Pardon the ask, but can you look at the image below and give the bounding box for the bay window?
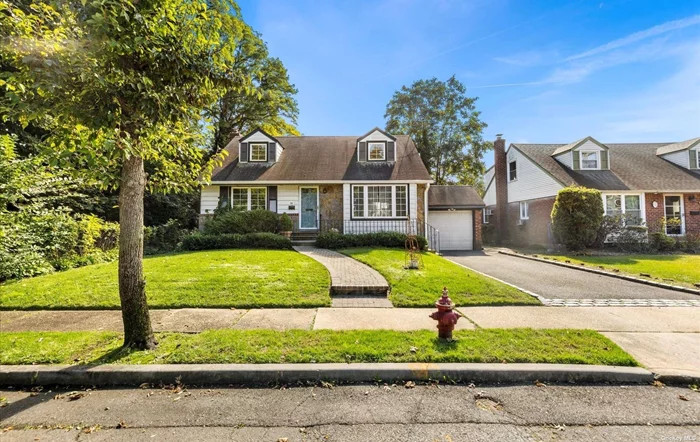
[352,184,408,218]
[604,194,642,225]
[230,187,267,211]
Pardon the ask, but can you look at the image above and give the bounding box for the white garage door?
[428,210,474,251]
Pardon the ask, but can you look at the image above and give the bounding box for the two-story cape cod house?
[199,127,486,251]
[482,135,700,246]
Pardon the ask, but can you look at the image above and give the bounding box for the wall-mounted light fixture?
[652,201,658,208]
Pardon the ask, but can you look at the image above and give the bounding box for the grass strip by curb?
[341,248,540,307]
[0,329,637,367]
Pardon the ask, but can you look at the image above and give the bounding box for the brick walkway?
[294,246,389,297]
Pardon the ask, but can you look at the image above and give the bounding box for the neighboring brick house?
[482,135,700,247]
[200,127,485,251]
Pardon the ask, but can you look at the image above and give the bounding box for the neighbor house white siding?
[278,185,299,214]
[507,147,563,203]
[483,180,496,206]
[661,149,690,168]
[554,152,572,168]
[200,186,220,214]
[483,167,495,187]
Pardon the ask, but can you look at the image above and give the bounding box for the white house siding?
[554,152,572,168]
[360,130,393,143]
[661,149,690,168]
[507,147,563,203]
[200,186,220,214]
[277,185,299,215]
[483,180,496,206]
[342,183,418,234]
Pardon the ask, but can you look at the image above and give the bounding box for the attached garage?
[427,186,485,251]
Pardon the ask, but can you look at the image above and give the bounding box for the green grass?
[0,329,637,366]
[538,254,700,288]
[0,250,331,309]
[342,248,540,307]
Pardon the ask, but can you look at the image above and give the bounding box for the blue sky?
[236,0,700,167]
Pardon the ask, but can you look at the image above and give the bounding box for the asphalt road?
[1,384,699,441]
[443,250,699,300]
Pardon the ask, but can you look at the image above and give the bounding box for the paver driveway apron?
[443,249,700,302]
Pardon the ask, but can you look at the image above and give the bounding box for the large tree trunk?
[118,155,156,349]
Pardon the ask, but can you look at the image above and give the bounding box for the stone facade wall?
[416,184,426,225]
[505,196,556,247]
[319,184,343,226]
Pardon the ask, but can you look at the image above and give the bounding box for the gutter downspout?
[424,182,430,248]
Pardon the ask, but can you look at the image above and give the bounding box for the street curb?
[499,250,700,296]
[0,363,654,387]
[653,369,700,385]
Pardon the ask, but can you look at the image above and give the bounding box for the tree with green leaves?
[1,0,259,349]
[207,26,299,155]
[385,76,491,186]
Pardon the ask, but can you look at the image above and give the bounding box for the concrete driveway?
[443,249,699,301]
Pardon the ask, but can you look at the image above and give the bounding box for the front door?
[664,195,684,235]
[300,187,318,229]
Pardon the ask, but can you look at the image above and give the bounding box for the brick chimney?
[493,134,509,242]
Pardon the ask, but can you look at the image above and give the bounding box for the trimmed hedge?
[181,232,293,251]
[203,209,279,235]
[315,231,427,250]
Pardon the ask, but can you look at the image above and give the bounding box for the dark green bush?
[204,209,279,235]
[315,231,427,250]
[279,213,293,231]
[181,232,293,251]
[144,219,192,255]
[0,212,119,281]
[649,232,676,251]
[551,186,604,251]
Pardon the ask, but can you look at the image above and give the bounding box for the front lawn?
[342,248,540,307]
[0,250,331,309]
[0,329,637,366]
[538,254,700,288]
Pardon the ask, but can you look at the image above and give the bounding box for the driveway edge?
[0,363,654,387]
[499,250,700,296]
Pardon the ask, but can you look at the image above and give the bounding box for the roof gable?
[552,136,607,156]
[357,127,396,142]
[656,137,700,156]
[239,128,283,147]
[428,185,485,208]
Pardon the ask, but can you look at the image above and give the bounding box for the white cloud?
[566,14,700,61]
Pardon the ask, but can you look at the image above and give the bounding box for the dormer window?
[580,151,599,169]
[368,142,386,161]
[250,143,267,162]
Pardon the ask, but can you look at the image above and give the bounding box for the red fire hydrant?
[429,287,461,340]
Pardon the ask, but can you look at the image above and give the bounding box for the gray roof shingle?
[656,137,700,155]
[428,185,485,208]
[211,135,432,182]
[513,142,700,192]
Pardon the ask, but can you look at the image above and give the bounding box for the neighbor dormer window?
[368,142,386,161]
[580,151,598,169]
[250,143,267,162]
